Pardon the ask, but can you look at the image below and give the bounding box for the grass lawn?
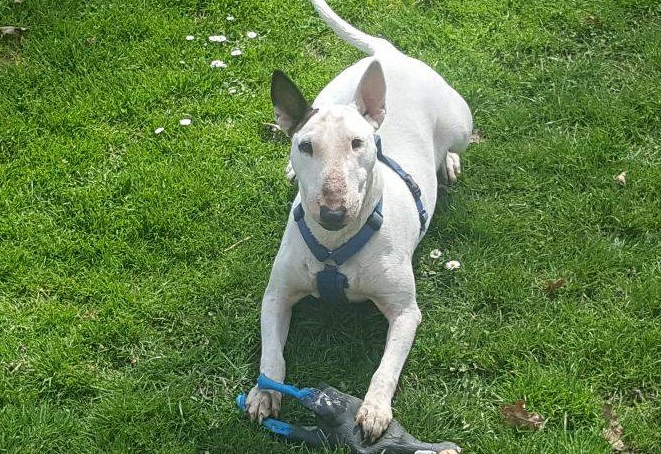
[1,0,660,452]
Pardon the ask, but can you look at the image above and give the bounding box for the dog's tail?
[310,0,396,55]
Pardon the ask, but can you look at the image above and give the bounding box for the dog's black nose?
[319,206,347,230]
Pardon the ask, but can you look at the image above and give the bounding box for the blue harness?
[294,135,427,304]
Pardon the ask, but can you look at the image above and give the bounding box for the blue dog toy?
[237,374,460,454]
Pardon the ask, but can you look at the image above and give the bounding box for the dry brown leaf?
[544,278,566,295]
[1,26,27,37]
[602,404,628,452]
[584,14,603,27]
[614,171,627,186]
[501,400,546,430]
[260,122,288,144]
[470,129,485,144]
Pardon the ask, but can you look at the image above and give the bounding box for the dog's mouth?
[318,205,348,231]
[319,220,346,231]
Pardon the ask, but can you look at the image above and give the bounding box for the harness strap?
[293,201,383,266]
[293,201,382,304]
[375,135,428,234]
[292,135,426,304]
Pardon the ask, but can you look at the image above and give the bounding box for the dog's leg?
[246,292,295,422]
[356,301,422,442]
[444,152,461,184]
[436,115,471,185]
[284,160,297,184]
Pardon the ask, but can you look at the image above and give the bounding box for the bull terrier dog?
[246,0,473,443]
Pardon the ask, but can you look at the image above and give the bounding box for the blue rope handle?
[257,373,315,400]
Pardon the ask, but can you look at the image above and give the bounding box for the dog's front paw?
[445,152,461,184]
[285,161,297,184]
[246,386,282,423]
[355,396,392,442]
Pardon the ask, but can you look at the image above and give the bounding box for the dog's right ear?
[271,70,310,136]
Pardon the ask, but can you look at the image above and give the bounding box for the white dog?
[246,0,472,442]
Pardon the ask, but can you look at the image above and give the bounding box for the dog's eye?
[351,138,363,150]
[298,141,313,155]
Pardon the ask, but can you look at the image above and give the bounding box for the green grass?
[1,0,660,452]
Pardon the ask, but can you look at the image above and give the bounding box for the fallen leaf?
[501,400,546,430]
[602,404,628,452]
[614,171,626,186]
[470,129,485,144]
[1,26,27,38]
[584,14,603,27]
[544,278,566,295]
[260,122,288,144]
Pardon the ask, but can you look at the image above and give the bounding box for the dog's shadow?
[284,297,388,397]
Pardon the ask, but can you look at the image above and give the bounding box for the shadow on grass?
[285,296,388,397]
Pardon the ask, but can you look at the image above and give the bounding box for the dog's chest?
[303,256,373,303]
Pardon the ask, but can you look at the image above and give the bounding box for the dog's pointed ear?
[353,60,386,129]
[271,70,310,136]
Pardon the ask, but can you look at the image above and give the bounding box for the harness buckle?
[316,265,349,305]
[403,174,422,198]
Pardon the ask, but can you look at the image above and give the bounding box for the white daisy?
[226,15,235,21]
[230,49,242,56]
[445,260,461,270]
[210,60,227,68]
[208,35,227,43]
[185,35,195,41]
[154,127,164,134]
[246,31,257,39]
[429,249,443,259]
[179,118,192,126]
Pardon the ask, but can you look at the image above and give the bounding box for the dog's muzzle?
[319,206,347,231]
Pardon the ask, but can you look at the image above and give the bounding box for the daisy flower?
[445,260,461,270]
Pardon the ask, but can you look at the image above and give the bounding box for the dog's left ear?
[353,60,386,129]
[271,70,312,136]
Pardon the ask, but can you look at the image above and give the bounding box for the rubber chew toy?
[237,374,460,454]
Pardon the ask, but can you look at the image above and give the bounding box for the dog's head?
[271,61,386,231]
